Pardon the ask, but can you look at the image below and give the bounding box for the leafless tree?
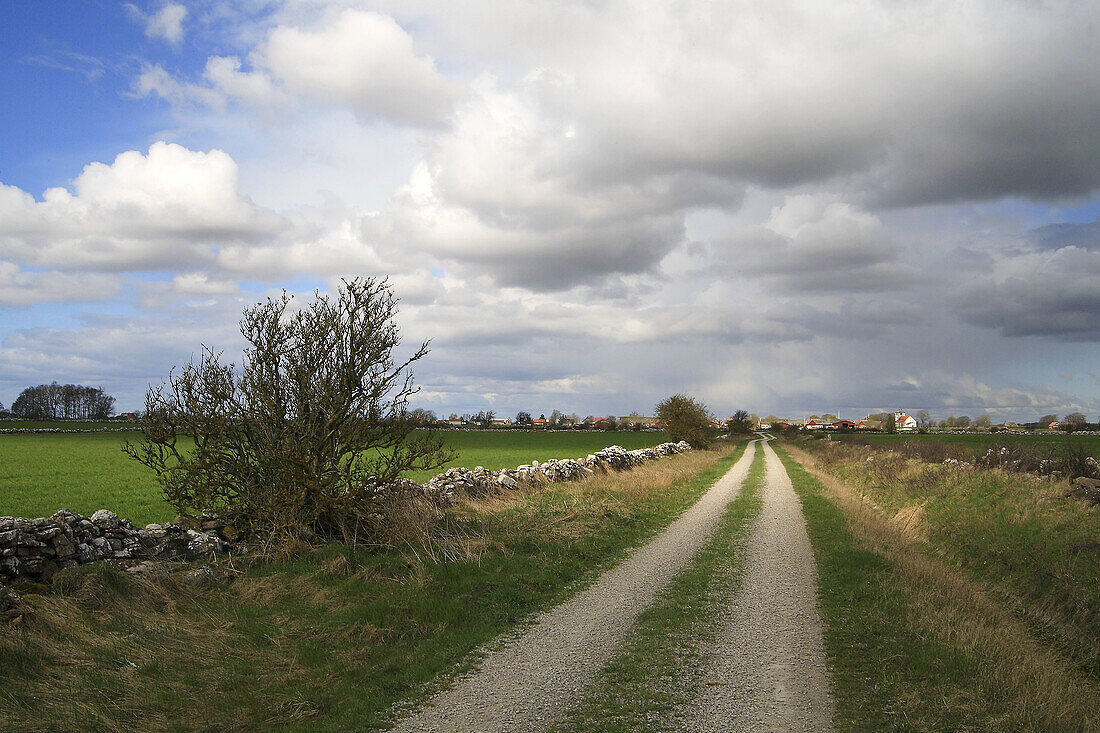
[125,278,454,542]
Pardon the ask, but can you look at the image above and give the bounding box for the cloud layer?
[3,0,1100,420]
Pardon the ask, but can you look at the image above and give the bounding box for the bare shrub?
[1059,441,1096,480]
[125,278,455,543]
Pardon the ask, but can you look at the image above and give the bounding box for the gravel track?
[387,441,759,732]
[687,439,834,732]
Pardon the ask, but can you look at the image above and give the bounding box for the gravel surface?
[688,439,834,732]
[387,441,759,732]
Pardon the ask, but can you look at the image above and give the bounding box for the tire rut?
[686,439,834,732]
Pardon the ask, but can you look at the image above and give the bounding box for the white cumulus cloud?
[126,3,187,46]
[0,142,285,272]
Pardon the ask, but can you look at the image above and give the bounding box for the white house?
[894,412,918,432]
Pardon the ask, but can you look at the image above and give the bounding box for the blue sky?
[2,1,1099,422]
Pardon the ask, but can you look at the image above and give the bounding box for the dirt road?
[388,441,759,732]
[687,439,834,731]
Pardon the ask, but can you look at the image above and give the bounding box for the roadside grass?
[0,441,744,731]
[798,437,1100,676]
[778,442,1100,732]
[0,430,671,525]
[549,444,764,732]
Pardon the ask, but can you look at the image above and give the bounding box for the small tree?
[124,278,454,541]
[1063,412,1087,432]
[656,394,714,448]
[729,409,752,433]
[408,408,437,425]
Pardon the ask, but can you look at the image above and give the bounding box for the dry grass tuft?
[785,442,1100,731]
[889,503,928,541]
[368,447,734,570]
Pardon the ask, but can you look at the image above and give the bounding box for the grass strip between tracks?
[549,444,765,732]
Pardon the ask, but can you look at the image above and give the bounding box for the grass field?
[854,431,1100,459]
[0,430,670,525]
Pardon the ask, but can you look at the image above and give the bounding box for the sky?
[1,0,1099,423]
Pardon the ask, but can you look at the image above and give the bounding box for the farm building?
[828,420,858,430]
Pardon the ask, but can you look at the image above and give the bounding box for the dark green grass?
[774,444,1016,731]
[858,431,1100,459]
[551,444,764,732]
[0,432,175,525]
[0,430,670,525]
[0,443,745,731]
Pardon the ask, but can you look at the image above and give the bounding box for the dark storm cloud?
[955,246,1100,341]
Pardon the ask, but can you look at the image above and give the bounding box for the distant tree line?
[10,382,116,420]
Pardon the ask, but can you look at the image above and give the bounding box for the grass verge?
[0,441,744,731]
[777,442,1100,732]
[549,443,764,732]
[796,436,1100,676]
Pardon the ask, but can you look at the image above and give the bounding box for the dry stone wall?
[1,441,692,585]
[0,509,230,585]
[422,442,692,502]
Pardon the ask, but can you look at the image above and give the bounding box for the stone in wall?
[0,508,233,585]
[420,441,692,503]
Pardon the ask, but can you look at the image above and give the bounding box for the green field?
[850,431,1100,459]
[0,430,669,525]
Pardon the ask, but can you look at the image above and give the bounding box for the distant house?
[491,417,511,426]
[829,420,857,430]
[804,419,826,430]
[894,412,918,432]
[446,418,464,427]
[619,415,659,428]
[592,417,614,429]
[532,418,549,428]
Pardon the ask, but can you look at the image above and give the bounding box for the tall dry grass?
[373,446,736,568]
